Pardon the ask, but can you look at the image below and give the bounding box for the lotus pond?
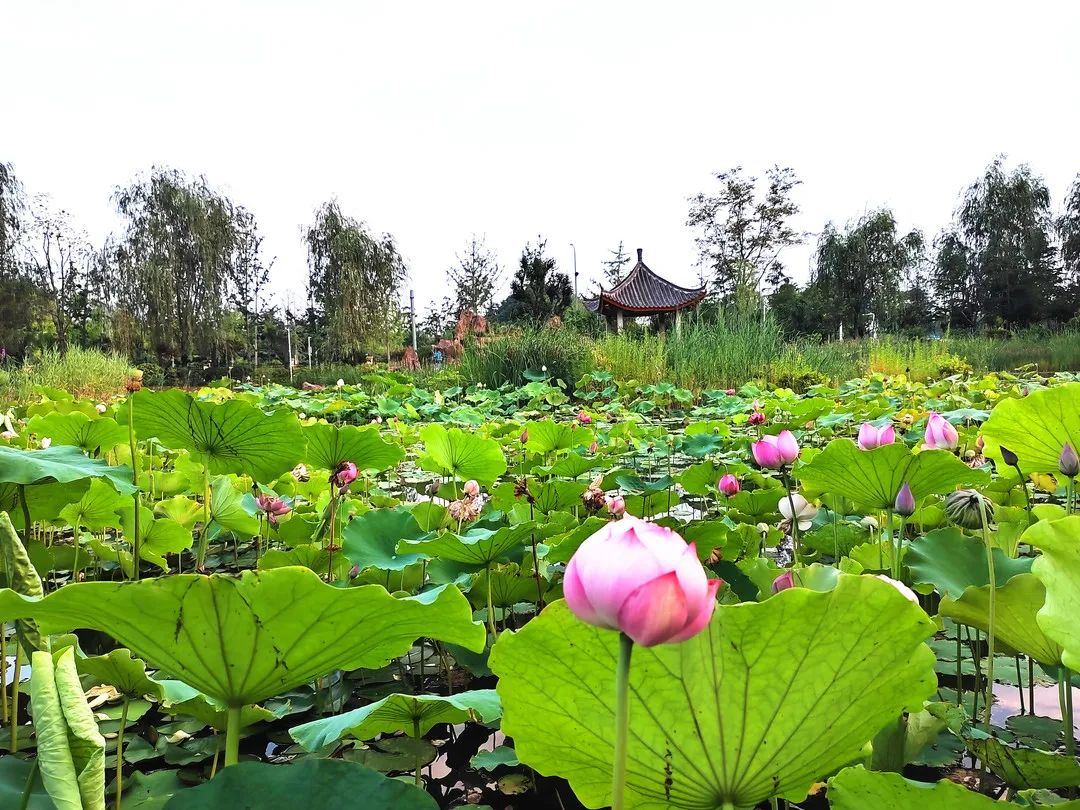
[1,368,1080,809]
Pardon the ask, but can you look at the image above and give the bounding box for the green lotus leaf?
[532,480,587,514]
[0,511,47,655]
[0,756,54,810]
[1027,516,1080,670]
[58,478,125,533]
[207,476,260,537]
[162,759,437,810]
[939,574,1062,665]
[490,575,936,808]
[291,689,501,751]
[0,567,485,708]
[419,424,506,484]
[0,444,137,494]
[549,453,598,479]
[468,567,545,608]
[27,411,129,456]
[471,745,520,770]
[346,737,438,772]
[155,495,202,529]
[524,420,594,455]
[75,647,164,700]
[798,440,987,510]
[125,389,303,483]
[30,647,106,810]
[905,528,1033,598]
[302,422,404,473]
[400,522,533,566]
[117,502,193,572]
[256,543,351,580]
[343,507,431,572]
[0,479,92,525]
[828,766,995,808]
[982,383,1080,473]
[970,736,1080,789]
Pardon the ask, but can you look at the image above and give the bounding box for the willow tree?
[0,161,38,355]
[109,168,256,363]
[304,200,407,361]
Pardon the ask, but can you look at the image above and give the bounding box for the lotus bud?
[563,515,721,647]
[944,489,993,530]
[606,495,626,516]
[718,474,740,497]
[336,378,345,388]
[291,463,310,482]
[298,412,307,420]
[975,435,985,452]
[578,411,592,425]
[0,430,16,440]
[901,413,914,426]
[724,388,736,396]
[333,461,358,490]
[40,437,51,449]
[589,440,599,454]
[463,479,480,498]
[519,428,529,445]
[1000,445,1018,468]
[751,431,799,469]
[771,570,796,593]
[894,482,916,517]
[857,422,895,450]
[923,412,959,451]
[1059,443,1079,478]
[748,411,766,426]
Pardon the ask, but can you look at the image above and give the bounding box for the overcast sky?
[3,1,1079,313]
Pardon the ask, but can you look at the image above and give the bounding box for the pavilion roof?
[586,249,706,314]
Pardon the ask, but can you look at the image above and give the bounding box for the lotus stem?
[224,706,242,767]
[780,471,800,561]
[955,626,963,707]
[977,495,996,732]
[18,485,30,541]
[1015,657,1024,715]
[10,642,20,754]
[1,627,7,725]
[17,757,37,810]
[1061,669,1076,759]
[197,464,211,570]
[612,633,633,810]
[115,698,129,810]
[893,515,906,582]
[128,394,141,581]
[485,562,496,638]
[413,717,423,787]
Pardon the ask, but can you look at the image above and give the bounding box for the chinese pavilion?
[582,249,706,334]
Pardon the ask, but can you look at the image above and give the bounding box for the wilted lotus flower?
[718,474,740,497]
[292,462,310,482]
[894,482,916,517]
[578,411,592,425]
[1059,443,1079,478]
[582,475,606,512]
[563,516,721,647]
[95,403,107,414]
[606,495,626,517]
[772,570,797,593]
[857,422,895,450]
[875,574,919,604]
[333,461,358,490]
[0,430,16,440]
[751,431,799,469]
[40,437,51,449]
[449,496,482,523]
[748,410,766,426]
[944,488,993,530]
[463,479,480,498]
[923,413,959,451]
[779,492,817,531]
[256,494,291,525]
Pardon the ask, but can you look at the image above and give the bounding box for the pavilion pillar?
[675,307,682,337]
[616,310,624,333]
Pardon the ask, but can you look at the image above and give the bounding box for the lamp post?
[570,242,578,296]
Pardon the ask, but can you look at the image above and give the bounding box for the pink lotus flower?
[772,570,796,593]
[1060,443,1080,478]
[463,479,480,498]
[333,461,358,489]
[607,495,626,516]
[718,474,740,497]
[588,440,599,454]
[857,422,895,450]
[578,411,592,425]
[894,482,916,516]
[563,516,721,647]
[748,411,766,426]
[923,413,958,451]
[724,388,736,396]
[256,494,291,526]
[751,431,799,469]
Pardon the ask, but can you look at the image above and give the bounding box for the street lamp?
[570,242,578,296]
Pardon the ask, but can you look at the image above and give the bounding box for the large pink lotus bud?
[718,474,740,497]
[333,461,358,489]
[606,495,626,517]
[923,413,958,451]
[751,431,799,469]
[563,516,721,647]
[857,422,895,450]
[772,570,796,593]
[463,479,480,498]
[1059,443,1079,478]
[519,428,529,445]
[894,482,916,517]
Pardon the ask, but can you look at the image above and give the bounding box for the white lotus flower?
[336,378,345,388]
[778,492,818,531]
[40,437,51,449]
[95,403,107,414]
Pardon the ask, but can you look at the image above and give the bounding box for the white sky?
[3,1,1079,314]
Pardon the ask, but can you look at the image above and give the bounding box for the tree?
[687,166,804,314]
[955,157,1058,327]
[506,237,572,322]
[304,200,407,361]
[419,296,455,346]
[0,162,23,277]
[109,168,248,362]
[448,235,501,316]
[226,210,271,366]
[0,162,39,356]
[806,209,923,338]
[599,241,631,289]
[931,230,978,330]
[1056,175,1080,321]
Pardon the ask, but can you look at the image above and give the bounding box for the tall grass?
[460,328,593,387]
[0,348,131,404]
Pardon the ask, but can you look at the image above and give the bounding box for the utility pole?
[570,243,578,296]
[285,308,294,385]
[409,289,417,351]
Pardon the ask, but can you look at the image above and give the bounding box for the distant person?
[433,348,444,370]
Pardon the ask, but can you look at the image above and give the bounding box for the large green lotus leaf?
[118,503,193,571]
[419,424,506,484]
[401,522,533,566]
[342,508,431,571]
[548,452,598,479]
[256,543,352,580]
[939,575,1062,665]
[28,411,129,456]
[208,476,260,537]
[302,423,404,473]
[468,567,545,608]
[828,766,995,809]
[125,389,303,483]
[0,479,92,525]
[154,496,202,529]
[798,440,987,510]
[0,755,55,810]
[162,759,436,810]
[75,647,164,701]
[291,689,501,751]
[490,575,936,808]
[982,383,1080,473]
[905,528,1034,598]
[58,478,125,532]
[532,480,587,514]
[0,567,485,708]
[1027,516,1080,671]
[524,420,594,455]
[970,737,1080,789]
[0,445,137,494]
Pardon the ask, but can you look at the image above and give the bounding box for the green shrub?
[460,327,592,388]
[1,348,131,405]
